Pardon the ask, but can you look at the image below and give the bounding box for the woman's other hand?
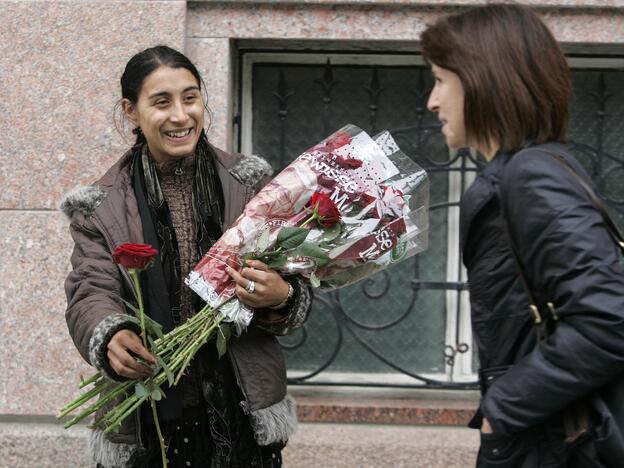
[107,329,156,379]
[227,259,290,310]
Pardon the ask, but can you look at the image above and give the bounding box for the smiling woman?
[122,66,204,164]
[61,45,312,468]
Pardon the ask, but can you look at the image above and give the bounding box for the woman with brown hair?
[422,4,624,468]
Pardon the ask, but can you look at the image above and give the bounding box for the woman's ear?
[121,99,138,126]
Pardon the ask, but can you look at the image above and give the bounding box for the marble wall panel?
[0,1,187,210]
[192,0,622,7]
[187,38,233,152]
[0,211,89,415]
[187,2,439,40]
[188,2,623,44]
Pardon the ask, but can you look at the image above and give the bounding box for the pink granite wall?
[0,0,186,417]
[188,0,623,156]
[187,1,624,43]
[0,0,622,450]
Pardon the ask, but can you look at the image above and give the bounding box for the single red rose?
[336,155,363,169]
[112,243,159,270]
[309,191,341,228]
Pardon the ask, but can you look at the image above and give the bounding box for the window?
[238,52,624,388]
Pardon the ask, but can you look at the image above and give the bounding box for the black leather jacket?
[461,142,624,467]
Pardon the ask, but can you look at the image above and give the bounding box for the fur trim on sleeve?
[88,313,141,382]
[90,428,138,468]
[59,185,106,219]
[249,394,298,445]
[230,155,274,187]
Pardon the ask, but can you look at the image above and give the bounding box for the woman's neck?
[476,141,500,162]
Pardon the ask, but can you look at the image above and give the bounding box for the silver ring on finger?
[245,280,256,294]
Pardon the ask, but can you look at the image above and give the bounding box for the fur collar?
[59,154,273,219]
[229,154,273,187]
[59,185,107,219]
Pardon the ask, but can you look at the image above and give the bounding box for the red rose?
[309,191,341,228]
[112,243,158,270]
[336,156,363,169]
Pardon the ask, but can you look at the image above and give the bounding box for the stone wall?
[1,1,622,466]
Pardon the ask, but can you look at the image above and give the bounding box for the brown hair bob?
[421,4,571,153]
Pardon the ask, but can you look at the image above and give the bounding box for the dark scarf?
[132,133,224,420]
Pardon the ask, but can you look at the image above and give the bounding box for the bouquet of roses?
[186,124,429,332]
[58,125,428,463]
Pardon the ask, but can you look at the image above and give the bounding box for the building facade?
[1,1,622,466]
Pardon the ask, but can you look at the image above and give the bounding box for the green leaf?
[277,227,310,249]
[158,356,174,387]
[147,336,159,354]
[135,382,149,399]
[256,228,271,253]
[221,323,232,341]
[267,255,288,269]
[321,222,342,242]
[143,315,164,339]
[120,298,141,316]
[309,272,321,288]
[216,323,231,359]
[150,388,163,401]
[295,243,330,266]
[216,326,227,359]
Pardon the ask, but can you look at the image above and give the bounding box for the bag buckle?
[547,302,559,321]
[529,304,542,324]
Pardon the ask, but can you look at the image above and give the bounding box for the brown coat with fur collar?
[62,146,310,467]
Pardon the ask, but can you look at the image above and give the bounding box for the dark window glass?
[246,59,623,386]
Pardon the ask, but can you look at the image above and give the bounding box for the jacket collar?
[459,139,539,251]
[459,150,513,252]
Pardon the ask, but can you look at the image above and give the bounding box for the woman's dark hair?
[121,45,202,103]
[421,4,571,152]
[116,45,210,143]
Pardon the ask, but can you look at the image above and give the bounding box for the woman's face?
[124,66,204,164]
[427,64,467,150]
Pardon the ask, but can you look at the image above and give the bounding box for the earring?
[132,127,143,136]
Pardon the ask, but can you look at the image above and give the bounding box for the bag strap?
[500,147,624,328]
[500,212,545,326]
[498,147,604,444]
[539,148,624,255]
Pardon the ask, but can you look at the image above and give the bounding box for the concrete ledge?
[0,422,91,468]
[0,421,478,468]
[284,422,479,468]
